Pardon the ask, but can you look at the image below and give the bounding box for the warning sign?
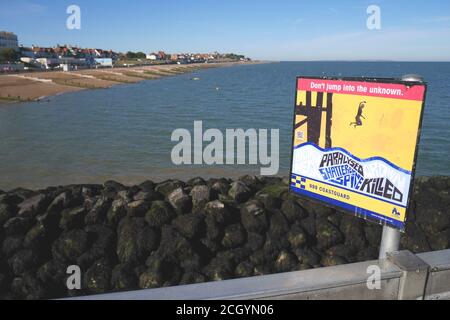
[290,76,427,231]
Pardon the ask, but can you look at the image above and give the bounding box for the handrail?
[65,250,450,300]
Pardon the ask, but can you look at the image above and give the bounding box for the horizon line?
[266,60,450,63]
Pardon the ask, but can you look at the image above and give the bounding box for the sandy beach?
[0,61,260,104]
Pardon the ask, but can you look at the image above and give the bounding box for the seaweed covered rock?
[0,176,448,299]
[235,261,254,278]
[228,182,252,203]
[23,223,50,251]
[241,200,268,234]
[210,179,230,196]
[287,223,308,249]
[0,202,17,226]
[84,196,112,225]
[155,226,201,271]
[104,180,126,192]
[17,194,52,218]
[83,259,112,294]
[190,185,211,207]
[245,232,265,251]
[155,180,185,196]
[281,199,308,223]
[274,250,299,273]
[316,219,344,250]
[187,177,207,187]
[145,201,176,228]
[167,188,192,214]
[2,236,23,258]
[179,271,206,285]
[107,198,128,227]
[172,213,205,239]
[8,249,38,275]
[126,200,151,218]
[47,190,84,216]
[77,225,116,268]
[204,200,233,241]
[139,268,165,289]
[268,211,290,238]
[111,263,138,291]
[116,218,159,265]
[340,216,367,254]
[144,253,183,287]
[3,217,33,236]
[203,255,235,281]
[133,189,163,202]
[222,224,246,249]
[60,207,86,230]
[52,229,89,263]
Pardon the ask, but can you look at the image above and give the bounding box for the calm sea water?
[0,62,449,190]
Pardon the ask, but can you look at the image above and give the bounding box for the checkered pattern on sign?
[291,175,307,190]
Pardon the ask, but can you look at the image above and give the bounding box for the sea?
[0,62,449,190]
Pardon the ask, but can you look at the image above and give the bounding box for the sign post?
[377,74,425,260]
[289,75,427,238]
[378,225,401,260]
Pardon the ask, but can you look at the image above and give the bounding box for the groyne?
[0,176,448,299]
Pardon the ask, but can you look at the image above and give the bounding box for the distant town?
[0,31,251,72]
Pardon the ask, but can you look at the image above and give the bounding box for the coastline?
[0,61,265,105]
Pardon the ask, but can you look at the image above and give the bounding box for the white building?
[95,58,113,67]
[0,32,19,51]
[36,58,61,69]
[146,53,157,60]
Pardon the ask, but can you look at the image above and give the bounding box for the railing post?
[387,251,430,300]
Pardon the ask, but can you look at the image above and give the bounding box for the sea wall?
[0,176,449,299]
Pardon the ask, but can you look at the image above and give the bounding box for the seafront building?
[0,31,18,51]
[146,53,158,60]
[0,31,22,72]
[18,45,118,70]
[1,30,250,72]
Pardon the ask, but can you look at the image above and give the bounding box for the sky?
[1,0,450,61]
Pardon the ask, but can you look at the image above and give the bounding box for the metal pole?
[379,226,401,260]
[378,74,424,261]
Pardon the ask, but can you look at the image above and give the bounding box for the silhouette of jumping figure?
[350,101,367,128]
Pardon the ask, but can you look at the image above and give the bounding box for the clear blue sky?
[1,0,449,61]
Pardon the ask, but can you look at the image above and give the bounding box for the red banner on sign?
[297,78,425,101]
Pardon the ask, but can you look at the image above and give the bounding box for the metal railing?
[67,249,450,300]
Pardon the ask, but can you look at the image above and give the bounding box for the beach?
[0,61,259,103]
